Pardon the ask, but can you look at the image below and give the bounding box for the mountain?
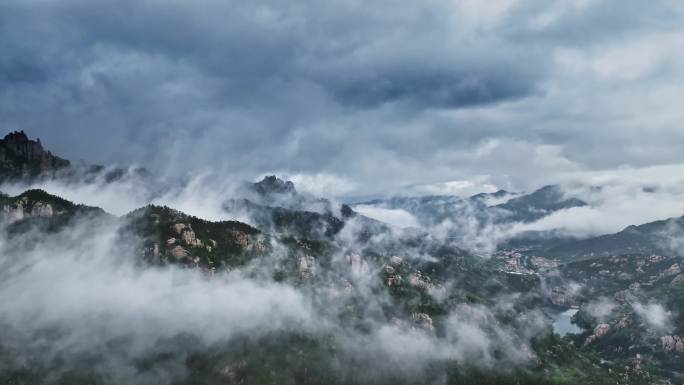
[355,190,504,225]
[0,189,109,229]
[493,185,587,223]
[1,131,683,384]
[244,175,334,212]
[123,204,269,270]
[222,175,391,241]
[354,185,586,229]
[223,198,346,240]
[352,185,587,256]
[251,174,297,197]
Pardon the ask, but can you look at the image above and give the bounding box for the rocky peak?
[494,184,587,223]
[0,130,70,180]
[252,175,296,196]
[340,204,355,218]
[3,131,41,157]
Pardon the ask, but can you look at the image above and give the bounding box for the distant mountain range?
[355,184,587,228]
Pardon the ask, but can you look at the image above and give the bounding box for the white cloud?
[409,177,499,197]
[584,297,617,322]
[271,172,358,197]
[632,302,672,331]
[509,171,684,237]
[353,205,420,228]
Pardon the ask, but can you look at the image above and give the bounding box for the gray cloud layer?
[1,0,683,196]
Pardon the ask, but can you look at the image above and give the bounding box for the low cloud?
[584,297,618,322]
[511,175,684,237]
[353,205,420,229]
[632,302,673,332]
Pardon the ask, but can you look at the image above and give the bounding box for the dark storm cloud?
[0,0,683,196]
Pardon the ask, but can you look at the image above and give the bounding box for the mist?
[0,187,553,384]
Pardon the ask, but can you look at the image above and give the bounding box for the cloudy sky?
[1,0,683,197]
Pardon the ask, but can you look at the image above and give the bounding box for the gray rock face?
[2,197,54,221]
[298,255,315,280]
[182,229,202,247]
[231,230,250,247]
[661,335,684,353]
[345,253,369,276]
[170,245,190,260]
[3,198,25,220]
[170,223,203,247]
[171,223,187,235]
[31,201,54,217]
[550,286,578,307]
[585,323,611,345]
[662,263,681,278]
[671,274,684,286]
[409,271,433,291]
[252,175,296,196]
[411,312,435,332]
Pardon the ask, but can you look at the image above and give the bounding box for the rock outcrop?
[2,196,56,221]
[585,323,611,345]
[170,223,204,247]
[170,245,191,261]
[411,312,435,332]
[671,274,684,286]
[550,286,578,307]
[230,230,250,247]
[345,253,369,276]
[2,198,26,220]
[409,271,433,291]
[31,201,54,217]
[298,255,315,280]
[252,175,296,196]
[0,131,70,180]
[661,335,684,353]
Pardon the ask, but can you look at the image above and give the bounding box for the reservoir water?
[552,309,582,336]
